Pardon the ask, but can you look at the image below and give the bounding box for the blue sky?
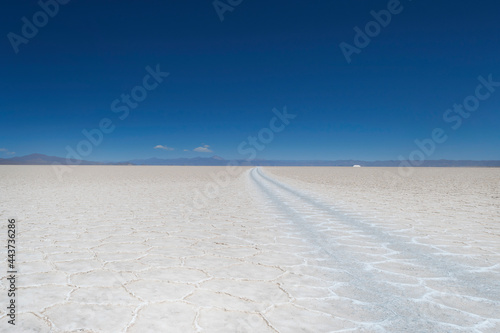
[1,0,499,162]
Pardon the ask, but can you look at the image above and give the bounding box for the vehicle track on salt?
[250,167,500,332]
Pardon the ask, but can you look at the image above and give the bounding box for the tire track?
[249,167,500,332]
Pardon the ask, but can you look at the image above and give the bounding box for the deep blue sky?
[1,0,499,161]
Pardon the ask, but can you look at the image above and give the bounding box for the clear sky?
[1,0,499,162]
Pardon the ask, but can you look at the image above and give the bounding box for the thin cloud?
[0,148,15,155]
[193,144,213,153]
[154,145,174,151]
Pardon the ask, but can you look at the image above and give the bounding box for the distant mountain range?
[0,153,109,165]
[1,153,500,167]
[128,156,227,166]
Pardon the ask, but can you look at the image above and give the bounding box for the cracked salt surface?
[1,165,499,332]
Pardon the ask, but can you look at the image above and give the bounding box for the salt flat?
[1,165,499,332]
